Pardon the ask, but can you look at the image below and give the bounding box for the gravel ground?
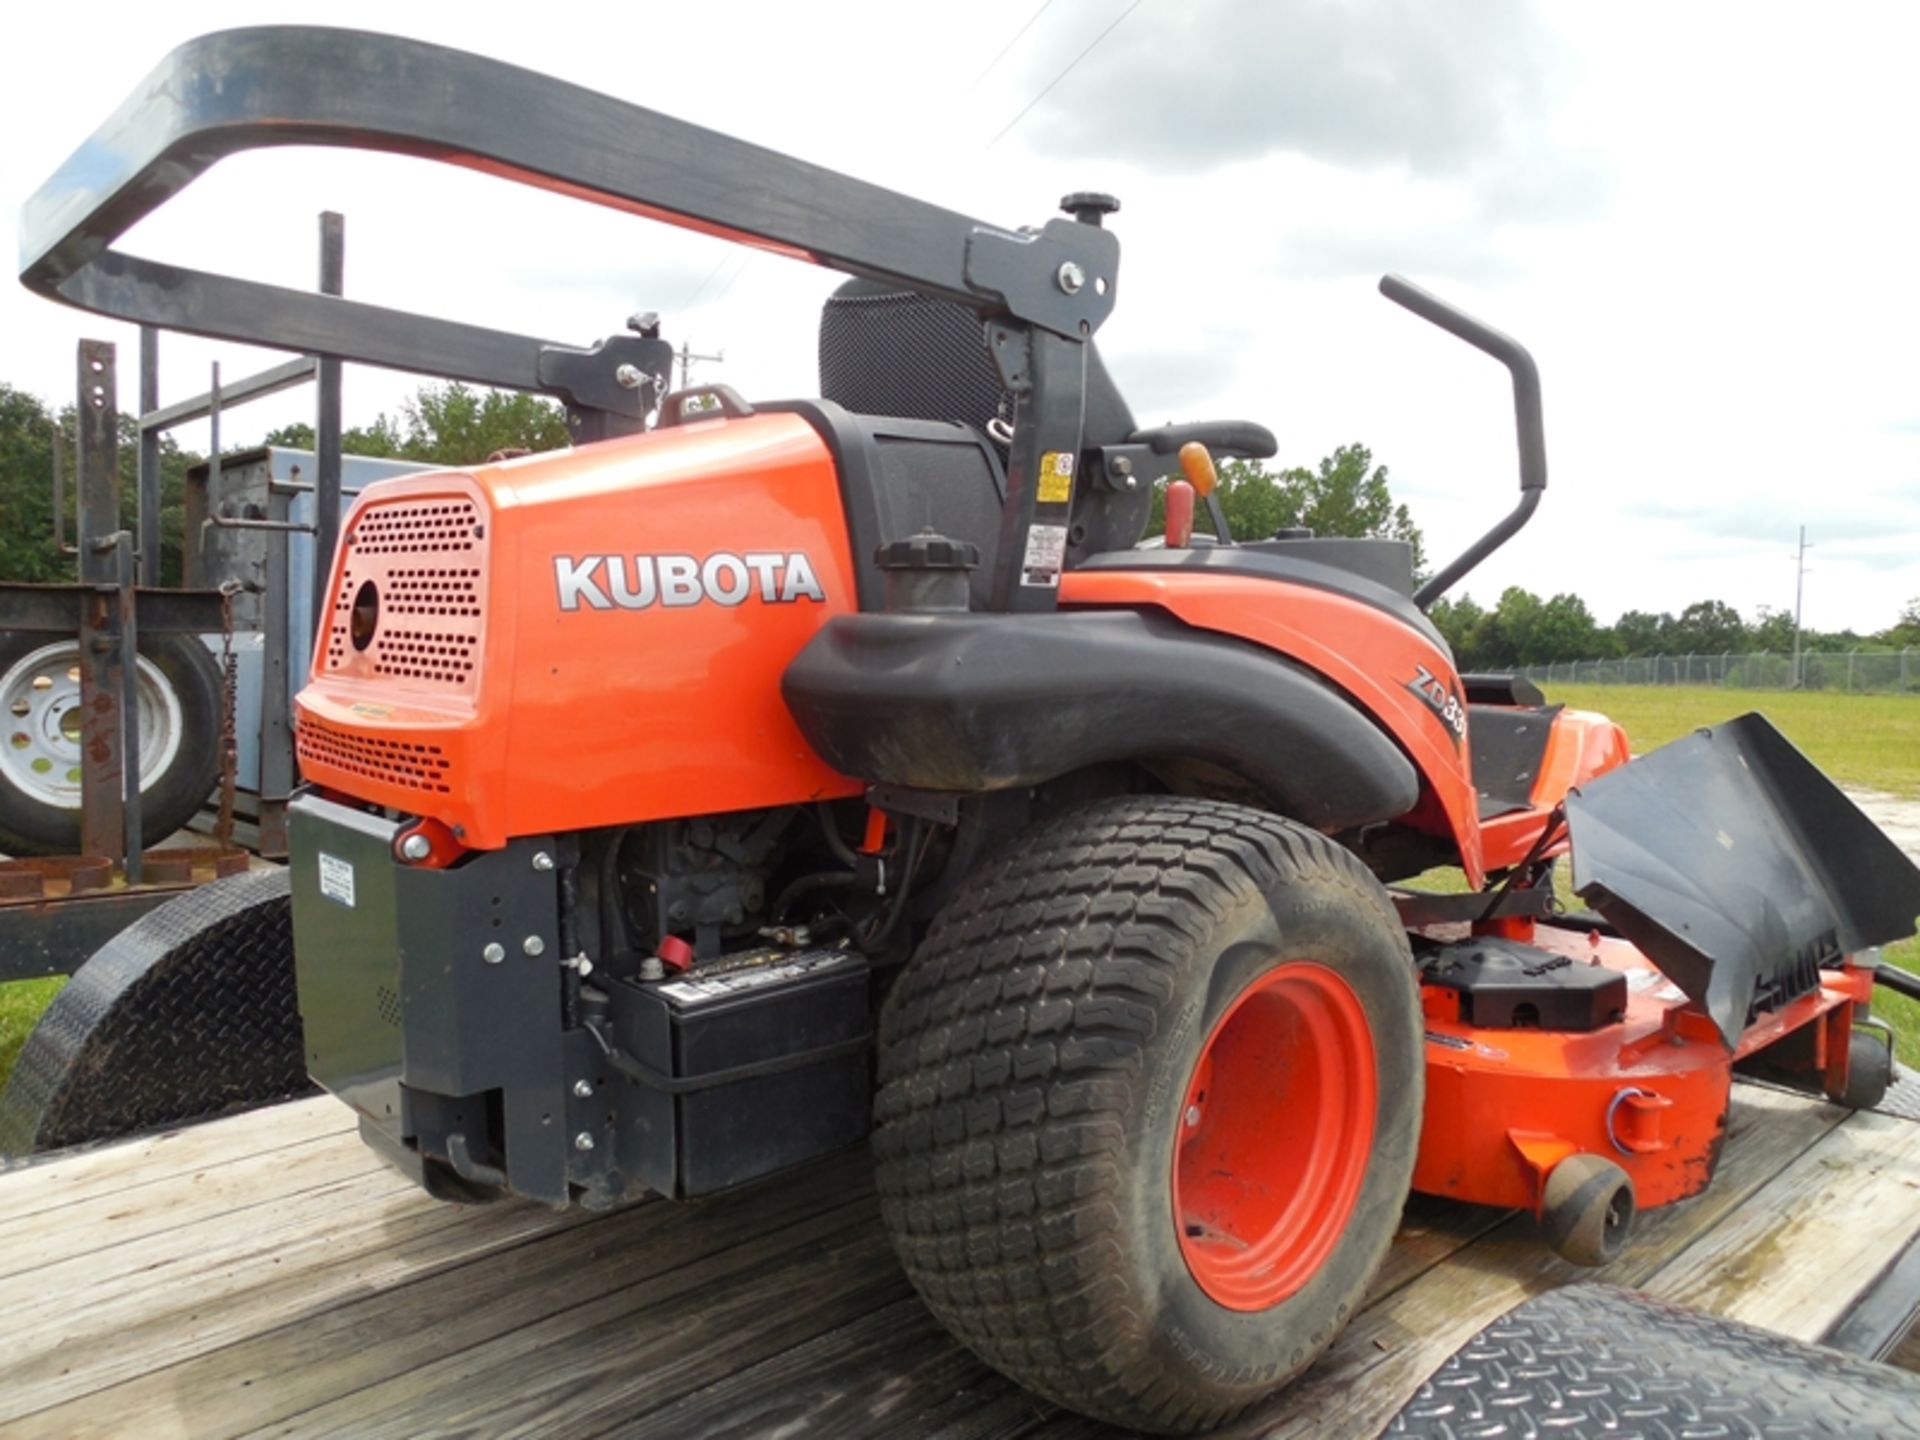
[1848,788,1920,869]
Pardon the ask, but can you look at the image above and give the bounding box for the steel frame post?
[138,326,161,583]
[109,531,143,881]
[74,341,127,864]
[258,439,294,860]
[986,326,1089,613]
[313,211,344,626]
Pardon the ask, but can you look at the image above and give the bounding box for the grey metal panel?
[1568,714,1920,1047]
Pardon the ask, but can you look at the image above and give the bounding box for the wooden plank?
[0,1096,350,1225]
[14,1157,875,1440]
[0,1176,596,1421]
[4,1083,1898,1440]
[0,1130,386,1277]
[1643,1106,1920,1340]
[268,1210,912,1440]
[622,1297,1077,1440]
[622,1296,1034,1440]
[1172,1085,1855,1440]
[613,1191,1510,1440]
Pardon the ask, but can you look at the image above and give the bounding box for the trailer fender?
[781,609,1419,834]
[0,868,306,1154]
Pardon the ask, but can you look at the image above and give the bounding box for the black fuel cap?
[875,531,980,572]
[876,531,978,614]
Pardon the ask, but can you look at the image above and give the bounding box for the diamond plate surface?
[1384,1284,1920,1439]
[0,868,309,1154]
[1878,1062,1920,1122]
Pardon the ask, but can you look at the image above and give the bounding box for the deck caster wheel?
[1839,1028,1893,1111]
[873,796,1423,1434]
[1540,1153,1635,1267]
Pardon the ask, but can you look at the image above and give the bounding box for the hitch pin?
[562,953,594,977]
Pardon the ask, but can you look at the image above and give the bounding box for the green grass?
[0,977,65,1096]
[1546,683,1920,799]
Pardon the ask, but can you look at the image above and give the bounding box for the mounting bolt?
[1185,1105,1201,1127]
[531,851,555,872]
[482,942,506,965]
[573,1131,595,1152]
[1056,261,1087,295]
[615,363,645,390]
[523,934,546,957]
[398,833,432,862]
[572,1079,594,1099]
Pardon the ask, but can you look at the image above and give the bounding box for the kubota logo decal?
[1407,663,1467,747]
[554,552,826,612]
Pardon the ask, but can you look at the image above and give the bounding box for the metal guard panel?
[1566,712,1920,1047]
[21,27,1118,353]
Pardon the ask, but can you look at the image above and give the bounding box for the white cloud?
[4,0,1915,631]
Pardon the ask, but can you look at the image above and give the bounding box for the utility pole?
[1791,525,1811,690]
[675,339,724,392]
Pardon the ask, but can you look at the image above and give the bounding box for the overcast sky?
[5,2,1917,634]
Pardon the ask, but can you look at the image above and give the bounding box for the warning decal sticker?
[1019,524,1069,587]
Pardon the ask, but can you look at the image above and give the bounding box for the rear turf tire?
[872,796,1423,1434]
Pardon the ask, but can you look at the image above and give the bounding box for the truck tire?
[872,796,1423,1433]
[0,632,223,857]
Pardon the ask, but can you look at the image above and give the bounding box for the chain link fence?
[1517,651,1920,694]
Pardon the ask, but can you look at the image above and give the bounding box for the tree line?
[0,380,567,586]
[1429,590,1920,669]
[2,381,1913,664]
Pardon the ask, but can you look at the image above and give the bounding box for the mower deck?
[3,1082,1916,1439]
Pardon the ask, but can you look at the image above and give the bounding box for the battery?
[605,947,871,1197]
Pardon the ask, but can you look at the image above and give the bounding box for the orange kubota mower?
[24,29,1920,1434]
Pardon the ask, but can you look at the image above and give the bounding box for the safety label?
[659,949,858,1007]
[1019,523,1069,587]
[1035,450,1075,504]
[318,852,356,909]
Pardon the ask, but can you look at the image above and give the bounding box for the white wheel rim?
[0,642,186,810]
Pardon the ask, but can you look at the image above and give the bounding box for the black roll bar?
[19,27,1118,375]
[20,26,1122,614]
[1378,274,1547,608]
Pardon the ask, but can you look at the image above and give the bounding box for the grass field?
[0,976,64,1096]
[1,684,1915,1099]
[1548,683,1920,799]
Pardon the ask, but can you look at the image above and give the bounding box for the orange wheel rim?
[1172,961,1377,1311]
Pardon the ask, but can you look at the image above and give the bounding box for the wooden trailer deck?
[1,1083,1916,1440]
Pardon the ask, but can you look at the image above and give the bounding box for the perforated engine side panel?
[0,868,309,1154]
[1385,1284,1920,1439]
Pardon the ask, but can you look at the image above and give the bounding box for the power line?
[1791,525,1813,689]
[675,251,733,313]
[967,0,1058,92]
[707,252,756,308]
[986,0,1149,149]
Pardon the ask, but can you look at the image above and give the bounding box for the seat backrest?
[819,278,1009,435]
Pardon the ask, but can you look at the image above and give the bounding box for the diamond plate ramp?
[1383,1283,1920,1439]
[0,868,310,1155]
[1880,1062,1920,1122]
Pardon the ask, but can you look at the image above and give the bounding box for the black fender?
[781,609,1419,833]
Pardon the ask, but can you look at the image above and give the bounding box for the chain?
[215,580,241,848]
